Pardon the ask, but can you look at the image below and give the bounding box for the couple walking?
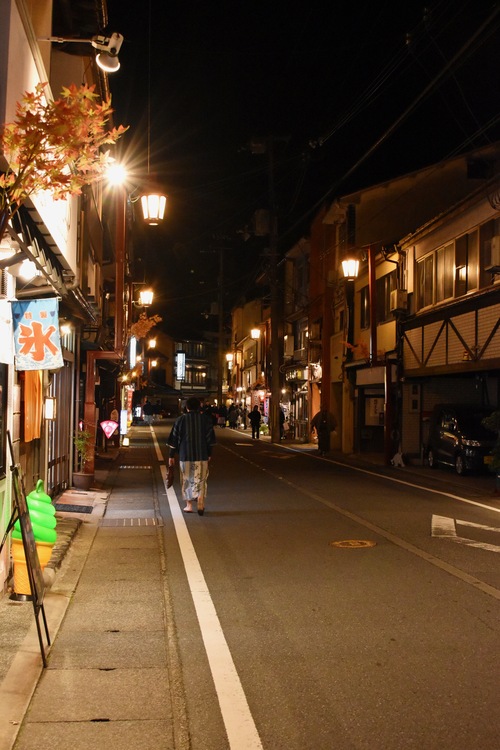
[167,397,216,515]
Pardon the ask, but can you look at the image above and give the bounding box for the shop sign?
[11,298,63,371]
[285,367,309,382]
[176,351,186,380]
[100,420,118,439]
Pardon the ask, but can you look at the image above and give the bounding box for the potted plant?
[73,427,94,490]
[481,410,500,493]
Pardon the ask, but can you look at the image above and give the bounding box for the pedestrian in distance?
[279,407,286,439]
[228,403,239,429]
[311,407,337,456]
[249,405,262,439]
[241,405,248,430]
[152,399,162,422]
[217,404,227,427]
[167,396,216,515]
[142,398,154,425]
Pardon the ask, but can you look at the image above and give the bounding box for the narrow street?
[153,423,500,750]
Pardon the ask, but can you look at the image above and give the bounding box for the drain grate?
[99,517,163,527]
[119,465,152,470]
[55,503,93,514]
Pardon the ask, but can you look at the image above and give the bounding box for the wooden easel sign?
[0,432,51,666]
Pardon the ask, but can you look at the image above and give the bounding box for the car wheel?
[428,449,437,469]
[455,453,466,475]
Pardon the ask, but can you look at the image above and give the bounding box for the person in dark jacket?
[248,405,262,439]
[311,408,337,456]
[167,397,216,515]
[142,398,154,425]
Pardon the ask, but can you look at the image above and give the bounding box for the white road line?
[284,445,500,514]
[167,478,262,750]
[432,514,500,553]
[150,429,262,750]
[165,479,263,749]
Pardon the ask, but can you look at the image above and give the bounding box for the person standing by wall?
[240,405,248,430]
[167,396,216,515]
[279,407,286,439]
[249,405,262,439]
[311,407,337,456]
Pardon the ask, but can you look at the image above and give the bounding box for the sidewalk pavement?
[0,428,498,750]
[0,435,187,750]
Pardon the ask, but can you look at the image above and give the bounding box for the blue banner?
[12,299,63,371]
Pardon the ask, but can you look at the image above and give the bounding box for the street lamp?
[141,191,167,225]
[341,248,377,364]
[39,33,124,73]
[341,258,359,281]
[84,165,164,472]
[107,164,167,229]
[133,288,154,308]
[341,247,395,466]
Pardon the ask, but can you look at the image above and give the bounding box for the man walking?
[249,405,262,439]
[167,397,216,515]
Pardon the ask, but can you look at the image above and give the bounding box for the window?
[297,321,308,351]
[436,243,454,302]
[294,255,309,307]
[416,254,434,310]
[183,368,207,385]
[376,270,397,323]
[455,230,478,296]
[416,229,480,311]
[360,286,370,329]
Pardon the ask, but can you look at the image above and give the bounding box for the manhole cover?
[329,539,377,548]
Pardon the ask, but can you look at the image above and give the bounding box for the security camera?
[92,32,123,57]
[92,33,124,72]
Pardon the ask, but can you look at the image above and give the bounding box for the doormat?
[54,503,93,514]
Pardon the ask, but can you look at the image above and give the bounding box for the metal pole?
[217,244,224,408]
[368,245,377,364]
[83,187,126,475]
[268,140,281,444]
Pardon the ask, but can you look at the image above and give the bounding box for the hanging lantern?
[141,191,167,225]
[341,257,360,280]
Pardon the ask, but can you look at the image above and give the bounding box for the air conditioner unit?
[0,269,16,299]
[390,289,407,312]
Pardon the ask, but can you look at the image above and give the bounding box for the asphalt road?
[153,423,500,750]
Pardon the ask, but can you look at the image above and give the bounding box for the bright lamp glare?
[19,259,39,281]
[107,163,127,185]
[139,289,153,307]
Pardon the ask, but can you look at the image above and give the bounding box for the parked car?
[425,404,496,475]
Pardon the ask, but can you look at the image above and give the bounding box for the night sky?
[105,0,500,339]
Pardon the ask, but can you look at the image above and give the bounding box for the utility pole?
[251,136,283,443]
[203,235,231,408]
[268,140,282,444]
[217,242,224,408]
